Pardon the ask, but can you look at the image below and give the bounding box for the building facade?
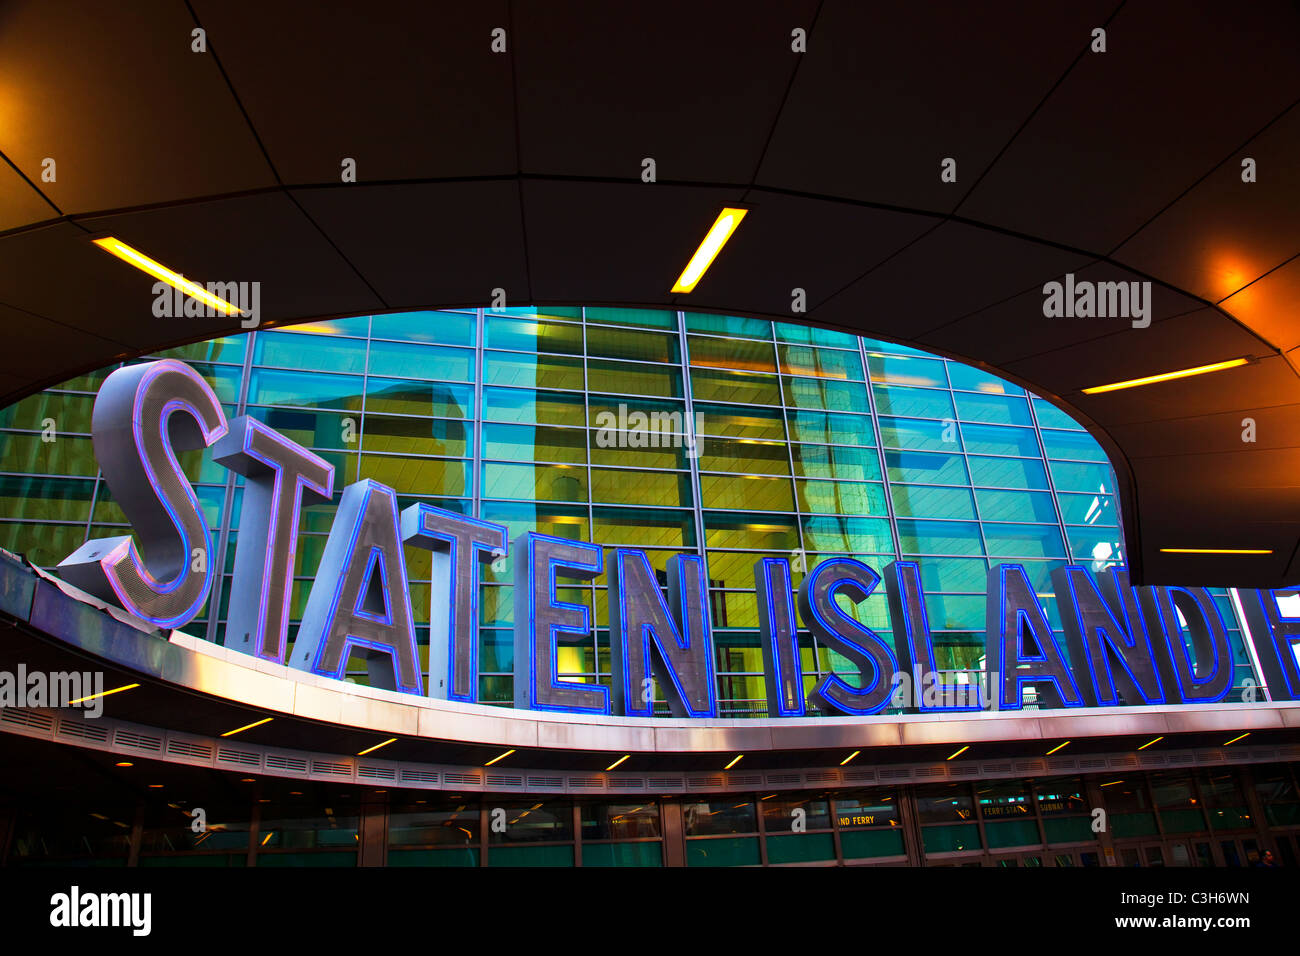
[0,307,1295,868]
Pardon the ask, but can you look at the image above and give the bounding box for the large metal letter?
[290,479,423,695]
[884,560,976,712]
[985,564,1083,710]
[212,416,334,664]
[513,532,608,714]
[754,557,805,717]
[609,550,717,718]
[1237,588,1300,701]
[1140,586,1234,703]
[59,360,227,628]
[1052,565,1167,707]
[796,558,897,716]
[401,503,507,702]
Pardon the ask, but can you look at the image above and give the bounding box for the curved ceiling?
[0,1,1297,587]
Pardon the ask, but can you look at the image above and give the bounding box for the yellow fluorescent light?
[66,682,139,706]
[1223,732,1250,746]
[1080,357,1248,395]
[839,750,861,766]
[93,236,244,316]
[605,755,630,771]
[1160,548,1272,555]
[946,745,969,761]
[220,717,272,737]
[1045,740,1070,756]
[357,737,397,756]
[724,753,744,770]
[670,207,748,293]
[1137,736,1164,750]
[484,748,515,767]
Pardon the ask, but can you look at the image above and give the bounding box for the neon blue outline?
[803,557,898,717]
[756,557,805,717]
[995,563,1082,710]
[1060,564,1165,706]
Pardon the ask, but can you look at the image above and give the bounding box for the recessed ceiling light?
[670,207,748,294]
[1081,357,1248,395]
[92,237,244,317]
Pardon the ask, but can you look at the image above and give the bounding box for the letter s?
[59,360,227,628]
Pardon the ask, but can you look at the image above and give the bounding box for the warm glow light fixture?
[67,682,139,706]
[1080,357,1248,395]
[1045,740,1070,756]
[484,749,515,767]
[357,737,397,756]
[1223,732,1250,746]
[839,750,861,766]
[605,755,630,771]
[220,717,272,738]
[92,236,244,316]
[670,207,748,293]
[1160,548,1272,555]
[724,754,744,770]
[946,745,969,761]
[1137,736,1164,750]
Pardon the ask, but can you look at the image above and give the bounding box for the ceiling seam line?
[0,149,64,218]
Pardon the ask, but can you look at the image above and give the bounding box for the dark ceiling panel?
[513,0,816,183]
[521,180,746,306]
[0,0,274,214]
[0,162,56,233]
[811,221,1094,349]
[0,302,127,382]
[757,0,1115,211]
[190,0,517,183]
[1111,105,1300,326]
[1217,256,1300,354]
[293,182,529,308]
[957,0,1300,253]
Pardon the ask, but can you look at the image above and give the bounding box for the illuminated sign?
[57,361,1298,718]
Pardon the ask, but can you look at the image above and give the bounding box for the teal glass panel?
[483,386,585,425]
[774,322,857,348]
[885,450,969,485]
[968,455,1048,489]
[483,423,587,463]
[917,558,989,593]
[486,315,584,355]
[926,593,985,629]
[1160,809,1208,833]
[254,331,366,373]
[1111,812,1159,837]
[487,845,574,867]
[1042,816,1095,844]
[483,351,585,391]
[1031,398,1083,429]
[872,385,955,420]
[684,312,771,339]
[0,475,95,523]
[585,326,678,363]
[866,354,947,388]
[1040,428,1108,462]
[983,523,1066,559]
[365,379,474,418]
[840,828,905,859]
[370,310,475,346]
[960,423,1040,457]
[782,376,868,412]
[791,444,880,481]
[765,833,835,864]
[860,337,932,357]
[686,837,760,867]
[796,480,887,516]
[1056,492,1117,526]
[150,335,247,364]
[954,392,1032,425]
[879,417,961,451]
[1049,460,1116,495]
[976,489,1058,523]
[984,819,1041,849]
[778,345,863,381]
[891,484,977,520]
[785,410,874,446]
[493,305,582,320]
[581,842,663,866]
[945,364,1023,394]
[367,340,473,381]
[801,515,894,553]
[256,852,357,867]
[389,848,481,867]
[897,520,984,556]
[1066,527,1124,563]
[280,315,372,337]
[248,368,364,411]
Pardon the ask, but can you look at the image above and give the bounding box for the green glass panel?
[785,410,874,446]
[360,455,469,496]
[365,379,473,418]
[765,833,835,864]
[879,417,961,451]
[587,360,681,398]
[1049,460,1116,495]
[248,368,364,411]
[0,391,95,433]
[922,824,981,853]
[362,415,470,457]
[388,848,481,867]
[1056,492,1118,526]
[695,403,785,440]
[801,515,893,553]
[483,351,584,391]
[256,852,357,867]
[897,519,984,556]
[984,819,1041,849]
[686,837,760,867]
[590,469,690,507]
[796,479,886,516]
[0,475,95,522]
[773,321,858,348]
[983,523,1066,559]
[778,345,863,380]
[782,376,867,412]
[483,462,586,502]
[488,845,574,867]
[968,455,1048,489]
[0,432,101,478]
[584,326,678,363]
[954,392,1032,425]
[700,474,794,512]
[698,438,790,475]
[581,842,663,866]
[585,307,676,329]
[1160,809,1208,833]
[689,368,782,406]
[0,521,89,568]
[791,444,880,481]
[1042,816,1095,844]
[960,423,1040,457]
[840,828,905,859]
[486,315,583,355]
[1111,812,1159,837]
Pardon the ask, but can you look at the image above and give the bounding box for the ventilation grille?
[568,776,603,788]
[217,747,259,767]
[766,773,801,785]
[0,709,53,732]
[948,765,978,777]
[358,765,397,781]
[311,760,351,777]
[57,719,109,743]
[879,768,911,780]
[114,729,162,752]
[1078,758,1107,770]
[659,778,684,791]
[687,776,723,789]
[487,774,522,787]
[806,771,838,784]
[1196,751,1226,764]
[444,772,481,785]
[732,774,763,786]
[843,769,876,782]
[1015,760,1046,774]
[400,769,439,784]
[1108,755,1138,768]
[264,754,307,773]
[528,776,563,788]
[608,777,644,789]
[983,762,1012,774]
[167,739,212,760]
[914,767,945,778]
